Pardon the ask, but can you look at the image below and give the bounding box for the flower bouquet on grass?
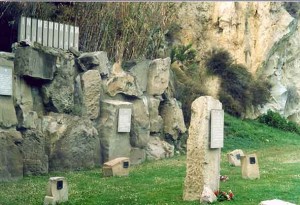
[214,190,234,202]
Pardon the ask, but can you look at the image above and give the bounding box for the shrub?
[258,110,300,134]
[205,48,233,76]
[170,43,197,65]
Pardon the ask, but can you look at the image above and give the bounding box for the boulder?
[42,113,100,171]
[145,137,174,160]
[0,129,23,181]
[130,97,150,148]
[14,46,56,80]
[0,96,18,128]
[147,57,171,96]
[160,98,187,140]
[130,148,146,165]
[129,60,151,93]
[78,51,110,77]
[200,186,217,204]
[98,100,132,163]
[81,70,102,120]
[22,130,48,175]
[74,75,84,116]
[41,54,75,113]
[148,97,163,133]
[106,63,142,97]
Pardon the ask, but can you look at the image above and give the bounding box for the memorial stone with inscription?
[183,96,223,201]
[0,67,12,96]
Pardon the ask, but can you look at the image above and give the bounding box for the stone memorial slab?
[26,17,31,40]
[227,149,245,166]
[42,21,48,46]
[64,24,69,49]
[59,23,64,49]
[259,199,296,205]
[210,109,224,148]
[44,177,68,205]
[18,16,26,41]
[69,25,74,48]
[118,108,132,132]
[37,19,43,44]
[53,22,59,48]
[74,27,79,49]
[31,18,37,42]
[241,153,260,179]
[0,66,12,96]
[48,21,53,47]
[102,157,130,177]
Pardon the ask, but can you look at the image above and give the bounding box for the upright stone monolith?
[183,96,223,201]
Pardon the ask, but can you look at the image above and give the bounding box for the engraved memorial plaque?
[64,24,69,49]
[69,25,74,48]
[250,157,256,164]
[37,19,43,44]
[118,108,132,132]
[42,20,48,46]
[74,26,79,49]
[53,22,59,48]
[18,16,26,41]
[236,153,241,160]
[210,109,224,148]
[31,18,37,42]
[59,23,64,49]
[48,21,54,47]
[26,17,31,40]
[0,66,12,96]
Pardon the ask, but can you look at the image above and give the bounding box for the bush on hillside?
[258,110,300,134]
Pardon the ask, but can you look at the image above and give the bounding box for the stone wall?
[0,42,186,181]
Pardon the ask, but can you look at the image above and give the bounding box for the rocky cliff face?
[175,2,300,119]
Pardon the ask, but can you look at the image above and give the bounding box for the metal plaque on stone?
[118,108,132,133]
[26,17,31,40]
[210,109,224,148]
[42,21,48,46]
[31,18,37,42]
[64,24,69,49]
[48,21,54,47]
[53,22,59,48]
[18,16,26,41]
[0,66,12,96]
[59,23,64,49]
[37,19,43,44]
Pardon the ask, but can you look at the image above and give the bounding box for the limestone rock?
[98,100,132,163]
[42,113,100,171]
[183,96,222,201]
[160,98,186,140]
[0,130,23,181]
[14,46,56,80]
[149,97,163,133]
[129,60,151,93]
[227,149,245,166]
[145,137,174,160]
[259,199,296,205]
[78,51,110,77]
[41,54,75,113]
[0,96,18,128]
[22,130,48,175]
[147,58,171,96]
[130,97,150,148]
[107,63,142,97]
[200,186,217,204]
[81,70,101,120]
[130,148,146,165]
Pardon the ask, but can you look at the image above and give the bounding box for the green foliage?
[170,43,197,65]
[257,110,300,134]
[205,48,270,117]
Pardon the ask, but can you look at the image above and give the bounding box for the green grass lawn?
[1,114,300,205]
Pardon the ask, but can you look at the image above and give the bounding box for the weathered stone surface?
[42,113,100,171]
[74,75,84,116]
[98,100,132,163]
[14,46,56,80]
[78,51,110,76]
[183,96,222,201]
[161,98,186,140]
[106,63,142,97]
[259,199,296,205]
[130,148,146,165]
[0,130,23,181]
[42,55,75,113]
[0,96,18,128]
[130,97,150,148]
[45,177,68,205]
[81,70,101,120]
[227,149,245,167]
[200,186,217,204]
[147,57,171,96]
[129,60,151,93]
[148,97,163,133]
[22,130,48,175]
[241,153,260,179]
[145,137,174,160]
